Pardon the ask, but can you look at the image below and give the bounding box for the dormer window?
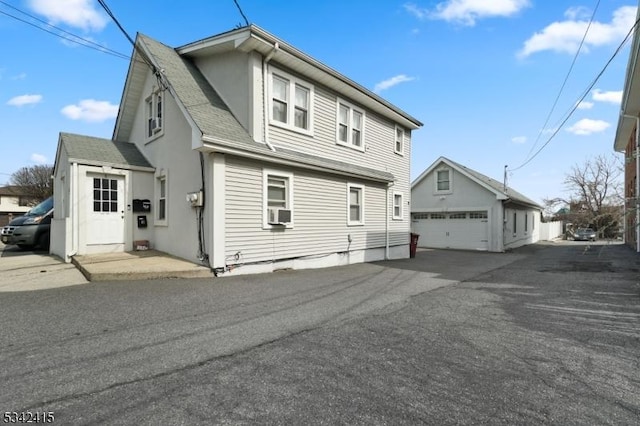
[269,68,313,135]
[146,90,163,138]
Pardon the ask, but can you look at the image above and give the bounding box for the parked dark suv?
[0,196,53,250]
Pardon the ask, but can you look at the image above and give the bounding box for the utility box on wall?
[133,199,151,213]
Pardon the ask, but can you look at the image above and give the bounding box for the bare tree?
[9,165,54,205]
[544,154,623,237]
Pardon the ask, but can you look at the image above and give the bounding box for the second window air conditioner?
[268,208,291,225]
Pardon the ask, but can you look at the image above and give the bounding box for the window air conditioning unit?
[268,208,291,224]
[150,118,160,131]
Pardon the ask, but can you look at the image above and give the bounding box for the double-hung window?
[395,126,404,155]
[393,192,403,220]
[156,171,168,225]
[347,184,364,226]
[146,90,163,138]
[337,99,364,151]
[436,169,451,193]
[270,69,313,134]
[263,169,294,228]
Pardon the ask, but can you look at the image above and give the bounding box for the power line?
[509,14,640,173]
[524,0,601,162]
[0,1,130,60]
[233,0,250,26]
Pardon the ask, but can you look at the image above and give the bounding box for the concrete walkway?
[0,242,212,292]
[71,250,213,281]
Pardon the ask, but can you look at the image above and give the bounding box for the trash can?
[409,233,420,258]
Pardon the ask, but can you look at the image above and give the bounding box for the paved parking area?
[0,242,88,291]
[1,241,638,424]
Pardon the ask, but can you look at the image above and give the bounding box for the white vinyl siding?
[225,157,392,264]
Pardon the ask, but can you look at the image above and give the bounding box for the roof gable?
[412,156,542,209]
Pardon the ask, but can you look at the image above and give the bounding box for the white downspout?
[385,182,394,260]
[69,162,79,258]
[262,42,279,152]
[635,117,639,252]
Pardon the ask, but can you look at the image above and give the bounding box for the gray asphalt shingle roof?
[137,33,394,183]
[60,133,152,169]
[445,157,541,209]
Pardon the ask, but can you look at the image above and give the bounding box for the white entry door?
[86,175,125,245]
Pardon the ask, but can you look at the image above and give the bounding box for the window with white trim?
[146,90,163,138]
[469,211,488,219]
[270,69,313,134]
[449,213,466,219]
[393,192,403,220]
[347,183,364,225]
[395,126,404,155]
[525,213,528,232]
[156,173,168,225]
[337,99,365,151]
[263,169,294,228]
[436,169,451,192]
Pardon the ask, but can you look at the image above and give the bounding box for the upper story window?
[395,126,404,155]
[146,89,163,139]
[270,68,313,135]
[336,99,365,151]
[435,169,451,193]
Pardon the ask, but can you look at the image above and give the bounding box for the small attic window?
[146,90,163,139]
[436,169,451,193]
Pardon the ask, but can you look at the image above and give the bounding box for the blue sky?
[1,0,637,205]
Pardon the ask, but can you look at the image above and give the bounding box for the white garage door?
[412,211,489,251]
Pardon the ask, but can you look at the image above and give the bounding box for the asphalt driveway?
[1,241,638,424]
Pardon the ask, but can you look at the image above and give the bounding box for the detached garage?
[411,157,542,252]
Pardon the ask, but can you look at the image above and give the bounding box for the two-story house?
[51,25,422,276]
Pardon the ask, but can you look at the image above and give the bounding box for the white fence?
[539,221,563,241]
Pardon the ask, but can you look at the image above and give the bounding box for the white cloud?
[511,136,527,144]
[61,99,118,122]
[567,118,610,135]
[564,6,591,21]
[592,89,622,104]
[404,3,428,20]
[518,6,637,58]
[31,153,48,164]
[11,73,27,80]
[374,74,416,93]
[576,101,594,110]
[28,0,108,31]
[7,94,43,107]
[405,0,530,26]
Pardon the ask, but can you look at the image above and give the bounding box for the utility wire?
[524,0,601,161]
[0,6,130,60]
[509,14,640,173]
[233,0,250,26]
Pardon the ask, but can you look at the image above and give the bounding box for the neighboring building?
[411,157,542,252]
[0,186,34,227]
[51,25,422,276]
[613,5,640,251]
